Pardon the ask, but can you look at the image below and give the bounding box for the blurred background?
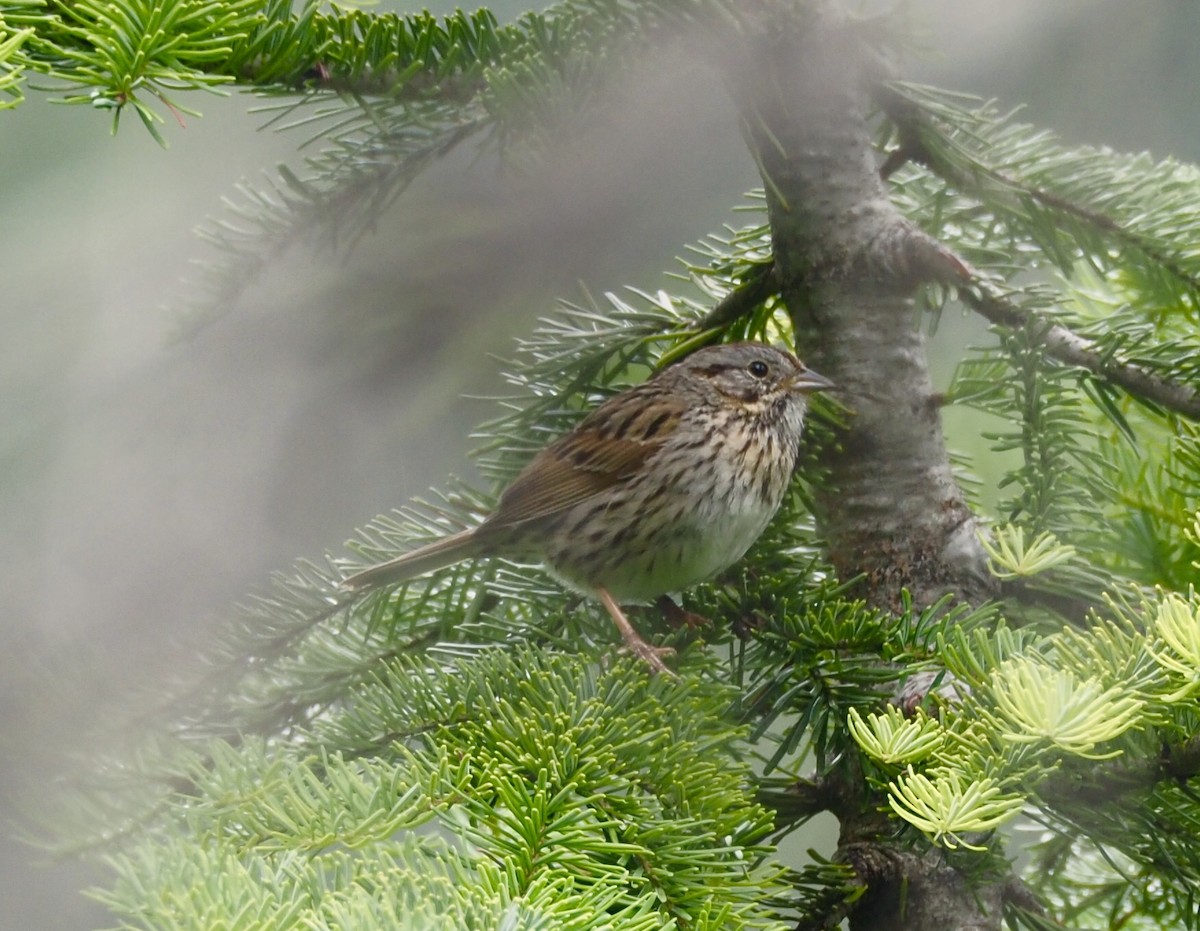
[3,1,1198,926]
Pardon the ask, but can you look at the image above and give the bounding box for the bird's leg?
[655,594,710,630]
[596,587,676,677]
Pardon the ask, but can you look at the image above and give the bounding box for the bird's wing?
[485,391,685,530]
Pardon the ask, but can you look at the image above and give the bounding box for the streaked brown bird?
[341,342,832,674]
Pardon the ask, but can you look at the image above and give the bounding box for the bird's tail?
[340,528,482,593]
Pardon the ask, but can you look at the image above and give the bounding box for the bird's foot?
[597,587,677,678]
[620,636,677,677]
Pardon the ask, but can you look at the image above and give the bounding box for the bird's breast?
[538,409,800,602]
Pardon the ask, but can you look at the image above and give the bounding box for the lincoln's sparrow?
[341,342,832,674]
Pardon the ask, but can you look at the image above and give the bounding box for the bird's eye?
[748,360,770,378]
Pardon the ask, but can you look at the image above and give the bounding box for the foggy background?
[4,1,1199,926]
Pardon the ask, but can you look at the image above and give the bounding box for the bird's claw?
[621,638,677,678]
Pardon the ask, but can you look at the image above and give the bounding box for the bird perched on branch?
[342,341,832,675]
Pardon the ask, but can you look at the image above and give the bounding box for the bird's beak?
[789,368,835,393]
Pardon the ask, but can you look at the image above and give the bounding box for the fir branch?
[17,0,732,127]
[677,216,1200,424]
[1037,733,1200,810]
[878,130,1200,424]
[15,0,743,321]
[178,106,488,332]
[787,855,866,931]
[0,9,33,107]
[89,649,794,931]
[756,774,839,823]
[1085,428,1200,589]
[877,82,1200,314]
[1025,766,1200,928]
[960,281,1200,422]
[700,259,778,329]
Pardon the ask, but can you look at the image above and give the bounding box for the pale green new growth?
[887,769,1024,852]
[847,705,945,766]
[979,525,1077,580]
[989,656,1143,759]
[1150,589,1200,701]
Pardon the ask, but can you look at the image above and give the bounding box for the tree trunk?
[726,6,1003,930]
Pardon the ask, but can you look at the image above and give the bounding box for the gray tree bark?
[725,5,1005,929]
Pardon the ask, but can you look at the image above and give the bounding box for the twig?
[693,215,1200,422]
[875,83,1200,304]
[837,218,1200,422]
[757,774,839,821]
[700,261,780,330]
[896,211,1200,422]
[961,284,1200,422]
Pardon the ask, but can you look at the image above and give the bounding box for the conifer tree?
[9,1,1200,929]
